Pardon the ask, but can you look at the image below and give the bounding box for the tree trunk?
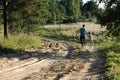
[27,25,30,36]
[3,0,8,38]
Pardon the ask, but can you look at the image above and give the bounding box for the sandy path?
[0,39,104,80]
[59,46,104,80]
[21,46,105,80]
[0,58,57,80]
[0,39,72,80]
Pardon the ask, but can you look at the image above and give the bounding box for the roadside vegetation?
[0,22,103,55]
[97,0,120,79]
[97,36,120,80]
[36,27,79,43]
[0,0,102,54]
[0,25,3,30]
[0,34,42,55]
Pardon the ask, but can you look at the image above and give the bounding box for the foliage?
[0,0,101,36]
[66,0,81,17]
[81,1,98,17]
[0,0,49,34]
[0,34,42,54]
[35,27,79,43]
[80,0,102,22]
[99,0,120,36]
[63,16,79,23]
[97,37,120,80]
[57,0,81,23]
[95,8,105,23]
[82,1,98,14]
[0,25,3,30]
[0,4,2,25]
[79,16,87,22]
[47,0,58,23]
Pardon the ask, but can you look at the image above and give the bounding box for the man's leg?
[83,36,86,46]
[80,36,83,47]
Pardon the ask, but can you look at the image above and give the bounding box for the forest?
[0,0,103,36]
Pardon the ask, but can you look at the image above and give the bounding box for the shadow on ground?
[0,46,58,61]
[43,34,80,43]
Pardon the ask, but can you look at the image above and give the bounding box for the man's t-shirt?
[79,27,86,37]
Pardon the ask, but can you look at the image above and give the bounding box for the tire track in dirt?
[0,37,105,80]
[59,46,105,80]
[0,38,72,80]
[0,58,57,80]
[0,58,38,74]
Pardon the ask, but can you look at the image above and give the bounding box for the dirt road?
[60,46,105,80]
[0,39,105,80]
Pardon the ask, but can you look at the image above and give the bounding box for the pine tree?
[0,0,49,35]
[61,0,81,23]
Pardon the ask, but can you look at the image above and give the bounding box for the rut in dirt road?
[0,39,73,80]
[22,46,105,80]
[0,38,105,80]
[59,46,105,80]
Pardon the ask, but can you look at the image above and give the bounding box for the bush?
[97,37,120,80]
[79,16,87,22]
[0,25,3,30]
[63,16,79,23]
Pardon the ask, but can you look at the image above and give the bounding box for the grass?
[1,22,105,55]
[0,33,42,55]
[44,22,106,32]
[35,22,105,44]
[0,25,3,31]
[42,23,120,80]
[35,27,80,44]
[0,22,105,55]
[97,37,120,80]
[0,22,110,79]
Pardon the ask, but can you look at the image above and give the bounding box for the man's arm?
[75,29,80,37]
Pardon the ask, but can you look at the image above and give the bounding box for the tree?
[0,3,3,24]
[0,0,8,38]
[3,0,8,38]
[57,3,66,20]
[0,0,49,36]
[20,0,49,35]
[82,1,98,17]
[61,0,81,23]
[47,0,58,23]
[95,8,105,23]
[99,0,120,36]
[66,0,81,17]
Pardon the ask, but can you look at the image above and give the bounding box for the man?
[77,24,87,47]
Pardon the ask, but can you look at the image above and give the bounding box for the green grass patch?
[97,37,120,80]
[0,34,42,54]
[35,27,80,43]
[0,25,3,31]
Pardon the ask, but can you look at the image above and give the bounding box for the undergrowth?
[35,27,80,43]
[0,34,42,54]
[97,37,120,80]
